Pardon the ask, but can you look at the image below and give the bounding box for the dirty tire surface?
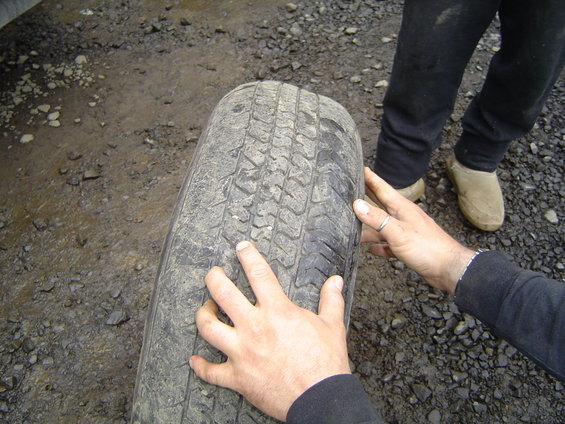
[131,81,364,423]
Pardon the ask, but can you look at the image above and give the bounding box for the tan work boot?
[397,178,425,202]
[446,154,504,231]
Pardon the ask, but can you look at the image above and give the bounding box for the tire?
[131,81,364,423]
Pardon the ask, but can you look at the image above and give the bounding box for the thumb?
[318,275,345,324]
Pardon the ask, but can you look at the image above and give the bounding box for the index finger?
[364,167,408,214]
[235,241,287,306]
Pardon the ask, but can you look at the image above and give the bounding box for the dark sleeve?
[286,374,384,424]
[454,250,565,381]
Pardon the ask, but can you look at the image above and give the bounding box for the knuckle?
[248,263,271,279]
[198,318,217,339]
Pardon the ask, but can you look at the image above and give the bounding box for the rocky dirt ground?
[0,0,563,423]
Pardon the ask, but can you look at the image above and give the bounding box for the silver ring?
[375,214,390,232]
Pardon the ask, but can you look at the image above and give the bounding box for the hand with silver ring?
[353,168,475,295]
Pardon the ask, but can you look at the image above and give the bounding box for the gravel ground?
[0,1,563,423]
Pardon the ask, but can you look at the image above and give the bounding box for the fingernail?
[236,240,251,251]
[188,357,194,369]
[354,199,369,215]
[332,275,344,292]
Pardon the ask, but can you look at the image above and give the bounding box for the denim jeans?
[374,0,565,188]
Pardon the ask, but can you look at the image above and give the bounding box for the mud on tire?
[131,81,364,423]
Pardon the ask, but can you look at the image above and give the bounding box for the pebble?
[374,80,388,88]
[472,401,487,413]
[289,23,302,37]
[422,305,442,319]
[20,134,34,144]
[106,310,129,326]
[22,337,36,353]
[412,384,432,402]
[544,209,558,224]
[38,104,51,113]
[381,36,392,43]
[67,150,83,161]
[357,361,374,376]
[75,55,87,65]
[83,169,101,180]
[344,27,358,35]
[350,75,362,83]
[48,120,61,128]
[454,320,469,335]
[285,3,298,12]
[42,356,54,366]
[391,315,407,329]
[47,111,60,121]
[33,218,48,231]
[427,409,441,424]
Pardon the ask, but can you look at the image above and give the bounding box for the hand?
[189,241,351,421]
[353,167,475,294]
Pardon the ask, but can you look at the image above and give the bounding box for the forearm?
[454,250,565,381]
[286,374,384,424]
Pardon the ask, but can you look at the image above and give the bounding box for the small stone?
[357,361,374,376]
[452,371,468,383]
[544,209,558,224]
[391,315,407,329]
[47,111,60,121]
[47,82,57,89]
[88,102,97,107]
[48,120,61,128]
[38,104,51,113]
[74,118,81,124]
[427,409,441,424]
[22,337,36,353]
[33,218,48,231]
[350,75,362,83]
[344,27,358,35]
[76,233,88,247]
[67,150,82,160]
[109,288,121,299]
[422,305,442,319]
[381,37,392,43]
[106,310,129,326]
[179,17,191,26]
[0,401,8,413]
[42,356,54,366]
[454,320,469,335]
[20,134,34,144]
[75,55,87,65]
[455,387,469,399]
[374,80,388,88]
[412,384,432,402]
[285,3,298,12]
[83,169,101,180]
[135,263,144,271]
[289,23,302,37]
[496,353,509,367]
[66,177,80,186]
[291,61,302,71]
[472,402,487,413]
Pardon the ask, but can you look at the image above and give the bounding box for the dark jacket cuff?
[286,374,383,424]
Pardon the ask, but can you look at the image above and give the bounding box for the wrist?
[443,245,476,295]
